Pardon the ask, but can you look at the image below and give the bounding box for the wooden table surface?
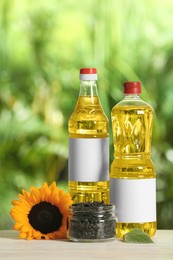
[0,230,173,260]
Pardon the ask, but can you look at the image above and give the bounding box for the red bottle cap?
[124,81,141,94]
[80,68,97,80]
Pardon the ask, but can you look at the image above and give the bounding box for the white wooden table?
[0,230,173,260]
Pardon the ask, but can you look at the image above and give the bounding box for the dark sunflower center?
[28,201,63,234]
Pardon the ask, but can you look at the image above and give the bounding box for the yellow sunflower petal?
[26,230,34,239]
[49,191,58,205]
[21,224,32,233]
[11,200,31,211]
[18,194,33,208]
[30,188,41,204]
[57,195,73,214]
[49,182,60,201]
[26,236,33,240]
[11,212,28,223]
[19,232,27,239]
[59,189,65,196]
[14,222,23,230]
[11,205,30,215]
[32,187,41,202]
[11,200,20,206]
[21,190,31,202]
[49,181,57,191]
[40,182,50,201]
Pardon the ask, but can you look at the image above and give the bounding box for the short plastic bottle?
[110,81,157,239]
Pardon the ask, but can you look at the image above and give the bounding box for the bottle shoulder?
[69,96,109,122]
[111,98,153,114]
[68,96,109,137]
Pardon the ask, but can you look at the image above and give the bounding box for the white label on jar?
[68,137,109,182]
[110,178,156,222]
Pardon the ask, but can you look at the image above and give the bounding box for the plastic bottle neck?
[124,94,141,100]
[79,80,98,96]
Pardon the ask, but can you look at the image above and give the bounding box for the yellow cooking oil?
[110,83,157,239]
[68,95,110,203]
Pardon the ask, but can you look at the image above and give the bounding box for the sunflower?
[10,182,73,240]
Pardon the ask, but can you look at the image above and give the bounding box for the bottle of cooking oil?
[110,81,156,239]
[68,68,109,203]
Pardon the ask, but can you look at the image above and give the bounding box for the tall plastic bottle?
[68,68,109,203]
[110,81,156,238]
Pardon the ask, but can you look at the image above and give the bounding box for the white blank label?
[110,178,156,222]
[68,137,109,182]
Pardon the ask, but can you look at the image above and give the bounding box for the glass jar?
[67,202,116,242]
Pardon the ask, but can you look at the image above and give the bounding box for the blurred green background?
[0,0,173,230]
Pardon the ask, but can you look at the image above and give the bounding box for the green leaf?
[123,228,154,243]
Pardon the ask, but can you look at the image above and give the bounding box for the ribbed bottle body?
[110,94,156,238]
